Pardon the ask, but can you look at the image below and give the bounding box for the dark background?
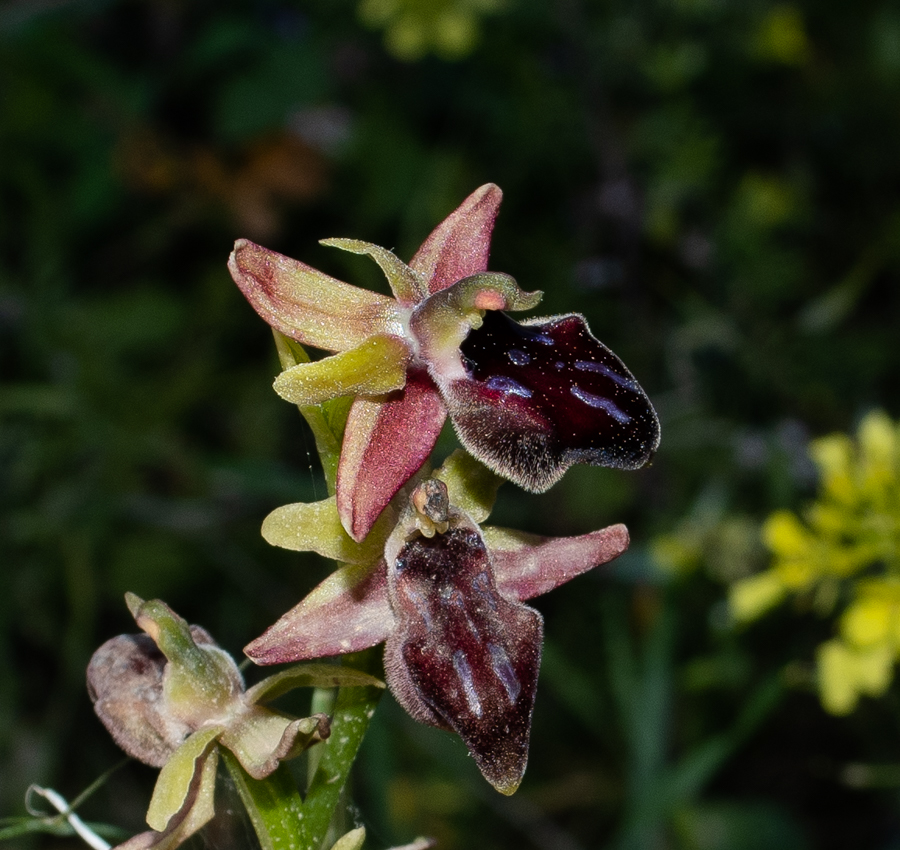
[3,0,900,848]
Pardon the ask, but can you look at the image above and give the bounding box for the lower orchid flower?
[87,594,383,850]
[228,183,660,543]
[245,451,629,794]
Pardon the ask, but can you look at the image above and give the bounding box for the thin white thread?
[27,786,111,850]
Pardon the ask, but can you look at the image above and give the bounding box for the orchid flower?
[87,594,382,850]
[228,184,660,543]
[245,451,630,794]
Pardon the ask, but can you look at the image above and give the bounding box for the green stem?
[307,687,338,789]
[300,655,384,850]
[222,752,306,850]
[273,330,351,494]
[223,674,382,850]
[269,333,381,848]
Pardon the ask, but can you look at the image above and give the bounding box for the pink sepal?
[245,562,393,665]
[228,239,399,352]
[336,369,447,542]
[488,523,630,602]
[409,184,503,294]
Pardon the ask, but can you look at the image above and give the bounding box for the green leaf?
[673,801,808,850]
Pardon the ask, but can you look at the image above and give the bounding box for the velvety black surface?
[454,310,660,487]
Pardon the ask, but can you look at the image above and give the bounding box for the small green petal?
[219,709,329,780]
[273,334,410,406]
[434,449,503,523]
[146,727,222,831]
[272,330,351,493]
[261,496,387,564]
[244,663,385,705]
[321,238,427,305]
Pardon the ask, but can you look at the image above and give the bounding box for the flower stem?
[300,653,384,850]
[221,753,306,850]
[222,661,382,850]
[272,330,351,494]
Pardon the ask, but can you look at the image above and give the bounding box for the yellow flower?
[843,579,900,644]
[729,412,900,714]
[842,597,892,648]
[761,510,821,590]
[818,639,893,715]
[729,571,785,623]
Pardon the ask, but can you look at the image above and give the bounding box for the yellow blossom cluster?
[729,411,900,714]
[358,0,504,61]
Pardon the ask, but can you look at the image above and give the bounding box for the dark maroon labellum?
[384,526,542,794]
[451,310,660,491]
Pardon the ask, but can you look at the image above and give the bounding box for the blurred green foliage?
[3,0,900,848]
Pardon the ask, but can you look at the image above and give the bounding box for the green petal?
[321,238,427,305]
[146,727,222,832]
[261,496,387,564]
[244,663,385,705]
[219,709,330,780]
[273,334,410,406]
[118,743,219,850]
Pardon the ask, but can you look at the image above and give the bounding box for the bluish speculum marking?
[488,642,521,703]
[453,650,483,717]
[574,359,639,391]
[486,376,532,398]
[570,386,632,423]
